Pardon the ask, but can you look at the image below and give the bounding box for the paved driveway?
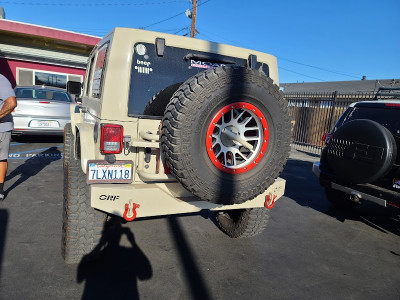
[0,138,399,299]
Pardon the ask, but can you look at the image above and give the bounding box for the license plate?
[86,160,133,184]
[30,120,59,128]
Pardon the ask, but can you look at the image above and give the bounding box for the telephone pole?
[190,0,197,38]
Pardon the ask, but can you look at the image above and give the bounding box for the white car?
[12,85,72,136]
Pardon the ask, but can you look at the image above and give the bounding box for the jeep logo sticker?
[135,59,153,74]
[190,60,225,69]
[99,195,120,201]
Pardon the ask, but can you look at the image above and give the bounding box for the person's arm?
[0,96,17,119]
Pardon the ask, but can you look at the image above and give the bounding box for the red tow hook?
[264,193,277,209]
[123,202,140,221]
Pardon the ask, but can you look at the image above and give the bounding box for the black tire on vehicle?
[325,187,357,209]
[62,149,106,264]
[143,82,184,117]
[215,208,269,238]
[63,123,73,168]
[161,66,291,205]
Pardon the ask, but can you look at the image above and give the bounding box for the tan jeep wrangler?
[62,27,291,264]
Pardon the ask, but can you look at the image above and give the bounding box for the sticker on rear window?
[134,59,153,74]
[393,179,400,189]
[190,59,225,69]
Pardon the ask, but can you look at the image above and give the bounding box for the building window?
[35,71,67,88]
[16,68,83,89]
[18,69,34,85]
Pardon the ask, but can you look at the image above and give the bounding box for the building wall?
[0,19,100,89]
[0,57,85,87]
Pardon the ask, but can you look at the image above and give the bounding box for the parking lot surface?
[0,137,399,299]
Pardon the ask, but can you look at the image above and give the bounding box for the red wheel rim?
[206,102,269,174]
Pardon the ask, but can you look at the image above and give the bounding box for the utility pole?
[190,0,197,38]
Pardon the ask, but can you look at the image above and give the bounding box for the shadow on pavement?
[5,147,61,196]
[281,158,400,237]
[0,209,8,283]
[77,218,152,300]
[168,216,212,300]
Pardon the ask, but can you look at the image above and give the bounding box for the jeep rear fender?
[75,123,96,173]
[69,104,82,135]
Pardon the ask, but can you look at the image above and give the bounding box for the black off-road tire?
[215,208,269,238]
[143,82,183,116]
[325,187,357,209]
[63,123,73,168]
[62,154,106,264]
[161,66,291,205]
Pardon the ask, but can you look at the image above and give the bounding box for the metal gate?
[286,92,375,154]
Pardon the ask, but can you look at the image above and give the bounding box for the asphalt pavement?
[0,137,399,299]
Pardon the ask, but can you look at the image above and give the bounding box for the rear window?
[344,106,400,137]
[15,88,72,102]
[128,43,261,117]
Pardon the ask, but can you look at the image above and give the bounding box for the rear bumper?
[90,178,286,219]
[12,116,68,136]
[12,128,64,136]
[313,162,400,208]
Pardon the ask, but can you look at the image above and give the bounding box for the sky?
[1,0,399,83]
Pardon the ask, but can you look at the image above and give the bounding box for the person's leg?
[0,160,7,197]
[0,132,11,199]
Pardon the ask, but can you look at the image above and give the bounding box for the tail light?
[321,132,332,144]
[100,124,123,154]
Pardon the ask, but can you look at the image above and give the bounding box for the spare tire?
[161,66,291,205]
[326,119,397,183]
[143,83,183,117]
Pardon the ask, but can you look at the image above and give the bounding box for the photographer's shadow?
[77,218,152,300]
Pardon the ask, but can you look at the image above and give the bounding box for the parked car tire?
[161,66,291,205]
[326,119,397,183]
[62,147,106,264]
[215,208,270,238]
[63,123,73,168]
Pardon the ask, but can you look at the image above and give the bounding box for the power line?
[1,0,186,6]
[277,56,363,79]
[197,27,367,81]
[197,27,247,47]
[173,26,189,34]
[142,0,211,29]
[279,67,327,82]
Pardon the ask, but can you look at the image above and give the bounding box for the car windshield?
[15,87,72,102]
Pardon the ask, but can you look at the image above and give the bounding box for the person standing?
[0,74,17,200]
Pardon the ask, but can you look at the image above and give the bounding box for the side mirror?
[67,81,82,96]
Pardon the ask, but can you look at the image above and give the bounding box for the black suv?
[313,87,400,209]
